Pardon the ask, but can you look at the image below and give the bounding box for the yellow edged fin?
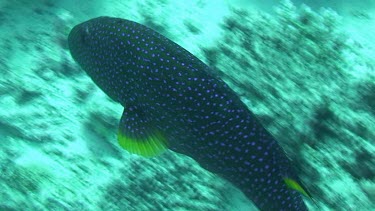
[283,177,310,198]
[118,130,167,157]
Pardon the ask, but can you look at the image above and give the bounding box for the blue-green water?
[0,0,374,210]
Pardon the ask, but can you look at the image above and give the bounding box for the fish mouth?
[68,20,93,64]
[68,24,82,58]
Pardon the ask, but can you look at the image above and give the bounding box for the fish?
[68,16,311,210]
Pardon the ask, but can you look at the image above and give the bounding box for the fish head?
[68,17,143,102]
[68,17,129,75]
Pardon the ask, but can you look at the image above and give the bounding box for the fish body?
[68,17,309,210]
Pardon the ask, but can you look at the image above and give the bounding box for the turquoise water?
[1,0,374,210]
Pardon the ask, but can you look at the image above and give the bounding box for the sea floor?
[0,0,374,210]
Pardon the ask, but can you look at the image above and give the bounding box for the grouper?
[68,17,311,210]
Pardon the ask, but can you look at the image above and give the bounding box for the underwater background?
[0,0,374,210]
